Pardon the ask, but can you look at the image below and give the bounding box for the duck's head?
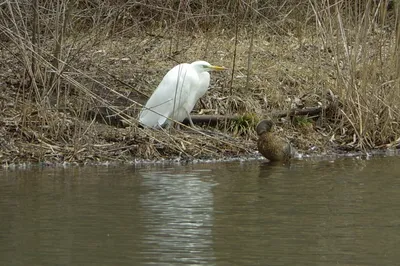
[255,119,274,136]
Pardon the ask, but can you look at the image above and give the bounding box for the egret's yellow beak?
[210,65,227,71]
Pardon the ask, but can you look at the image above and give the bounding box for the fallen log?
[182,105,325,126]
[84,103,331,128]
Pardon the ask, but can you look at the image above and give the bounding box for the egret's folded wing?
[139,96,173,128]
[139,64,190,128]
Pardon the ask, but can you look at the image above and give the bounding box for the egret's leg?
[187,112,196,128]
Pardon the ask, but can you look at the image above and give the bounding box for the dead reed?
[310,0,399,149]
[0,0,398,164]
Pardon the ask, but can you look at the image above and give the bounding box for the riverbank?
[1,1,399,166]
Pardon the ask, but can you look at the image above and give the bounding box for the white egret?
[138,61,226,128]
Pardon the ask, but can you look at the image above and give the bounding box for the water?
[1,156,400,265]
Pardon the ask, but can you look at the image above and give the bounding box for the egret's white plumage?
[139,60,226,128]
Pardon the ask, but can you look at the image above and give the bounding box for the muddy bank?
[1,20,399,166]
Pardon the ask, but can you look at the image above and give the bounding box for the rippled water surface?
[1,156,400,265]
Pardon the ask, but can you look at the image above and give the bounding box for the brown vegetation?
[0,0,399,165]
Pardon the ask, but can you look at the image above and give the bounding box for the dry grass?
[0,0,399,164]
[310,0,400,150]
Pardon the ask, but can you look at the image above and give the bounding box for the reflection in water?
[1,156,400,265]
[139,169,216,265]
[254,157,400,265]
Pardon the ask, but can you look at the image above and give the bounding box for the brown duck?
[256,119,295,162]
